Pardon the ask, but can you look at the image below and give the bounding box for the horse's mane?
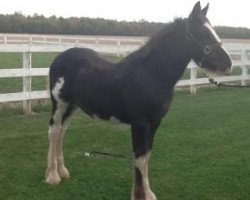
[121,18,187,64]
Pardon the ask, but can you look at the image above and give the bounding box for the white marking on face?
[221,45,231,61]
[204,22,221,43]
[204,22,231,67]
[52,77,65,101]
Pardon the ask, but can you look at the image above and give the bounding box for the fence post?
[4,34,7,45]
[29,34,32,45]
[116,39,121,57]
[95,37,99,44]
[59,36,62,44]
[190,63,197,95]
[117,39,121,46]
[76,36,79,46]
[241,50,248,86]
[22,52,33,115]
[44,36,47,45]
[241,65,248,86]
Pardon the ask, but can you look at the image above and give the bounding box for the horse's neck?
[143,31,191,88]
[120,19,191,89]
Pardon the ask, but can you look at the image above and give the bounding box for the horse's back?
[49,47,115,102]
[50,48,110,87]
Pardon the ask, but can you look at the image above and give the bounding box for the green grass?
[0,88,250,200]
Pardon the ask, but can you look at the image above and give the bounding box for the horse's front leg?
[130,120,159,200]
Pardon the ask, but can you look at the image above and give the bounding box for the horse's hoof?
[45,170,61,185]
[131,189,157,200]
[131,196,157,200]
[58,166,70,179]
[146,192,157,200]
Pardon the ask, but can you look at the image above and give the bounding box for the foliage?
[0,13,164,36]
[216,26,250,39]
[1,13,250,39]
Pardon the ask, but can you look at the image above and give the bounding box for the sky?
[1,0,250,28]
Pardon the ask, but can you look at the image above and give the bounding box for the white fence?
[0,33,146,56]
[0,34,250,114]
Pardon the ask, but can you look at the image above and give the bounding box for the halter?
[201,70,250,88]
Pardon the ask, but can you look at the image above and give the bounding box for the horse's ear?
[189,1,201,19]
[201,3,209,17]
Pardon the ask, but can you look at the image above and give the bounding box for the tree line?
[0,12,250,39]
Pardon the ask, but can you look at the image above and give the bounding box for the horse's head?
[187,1,232,74]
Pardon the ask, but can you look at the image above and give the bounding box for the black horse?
[45,2,232,200]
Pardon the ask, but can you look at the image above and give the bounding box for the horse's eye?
[203,45,213,55]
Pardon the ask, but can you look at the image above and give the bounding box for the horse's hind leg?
[57,103,77,179]
[45,97,67,185]
[45,93,76,185]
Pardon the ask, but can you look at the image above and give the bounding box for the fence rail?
[0,34,249,114]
